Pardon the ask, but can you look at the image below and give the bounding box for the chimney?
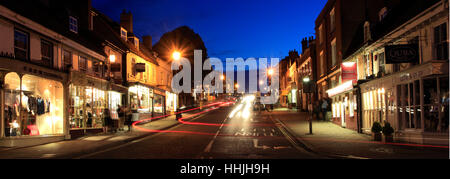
[143,35,152,50]
[120,10,133,33]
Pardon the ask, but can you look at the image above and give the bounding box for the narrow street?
[81,98,319,159]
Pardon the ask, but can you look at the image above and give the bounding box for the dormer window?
[121,27,127,41]
[134,37,139,49]
[69,16,78,34]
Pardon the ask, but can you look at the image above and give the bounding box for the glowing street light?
[109,54,116,63]
[235,83,239,88]
[172,51,181,61]
[220,75,225,80]
[268,68,274,76]
[303,77,311,83]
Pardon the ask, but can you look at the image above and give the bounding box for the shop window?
[423,78,438,131]
[397,85,403,130]
[129,85,151,113]
[41,39,53,67]
[439,77,449,132]
[4,73,63,137]
[4,73,21,137]
[154,95,164,114]
[108,91,122,120]
[69,85,85,128]
[14,29,29,60]
[85,87,106,128]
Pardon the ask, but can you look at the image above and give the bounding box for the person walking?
[125,109,133,132]
[118,105,125,131]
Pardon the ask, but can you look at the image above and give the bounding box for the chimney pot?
[120,10,133,33]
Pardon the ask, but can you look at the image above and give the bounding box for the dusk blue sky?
[92,0,327,61]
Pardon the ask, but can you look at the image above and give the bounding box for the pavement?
[272,109,449,159]
[0,110,201,159]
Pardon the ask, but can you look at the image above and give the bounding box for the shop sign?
[385,44,419,64]
[135,63,146,72]
[23,66,63,81]
[341,62,357,83]
[399,70,425,82]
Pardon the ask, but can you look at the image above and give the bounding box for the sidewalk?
[273,110,449,159]
[0,111,196,159]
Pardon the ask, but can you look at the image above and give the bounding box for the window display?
[166,92,177,112]
[109,91,121,119]
[153,94,164,114]
[129,85,152,113]
[4,73,63,137]
[69,85,106,129]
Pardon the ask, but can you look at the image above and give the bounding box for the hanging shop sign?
[385,44,419,64]
[135,63,146,72]
[110,63,121,72]
[341,62,357,83]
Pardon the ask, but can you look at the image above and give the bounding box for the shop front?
[360,61,449,145]
[68,72,126,138]
[153,88,166,116]
[1,59,68,147]
[327,80,358,130]
[166,91,177,115]
[69,73,106,138]
[128,83,153,122]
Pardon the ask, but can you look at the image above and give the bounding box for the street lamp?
[303,77,310,83]
[220,75,225,80]
[268,68,274,76]
[109,54,116,63]
[303,76,313,135]
[172,51,181,61]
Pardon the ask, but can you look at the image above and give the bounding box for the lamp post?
[303,77,313,135]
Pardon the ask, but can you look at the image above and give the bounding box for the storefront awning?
[326,80,354,97]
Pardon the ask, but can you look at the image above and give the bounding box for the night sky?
[92,0,327,61]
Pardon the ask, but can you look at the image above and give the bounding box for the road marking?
[203,114,229,153]
[75,110,214,159]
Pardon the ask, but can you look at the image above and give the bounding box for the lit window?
[69,16,78,33]
[121,27,127,41]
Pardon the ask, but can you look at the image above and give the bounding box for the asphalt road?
[81,98,320,159]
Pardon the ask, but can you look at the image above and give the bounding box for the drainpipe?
[356,83,363,134]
